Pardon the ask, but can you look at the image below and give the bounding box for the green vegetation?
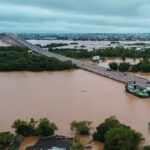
[12,118,58,137]
[44,43,68,48]
[109,62,118,71]
[0,46,76,71]
[0,117,149,150]
[93,116,126,142]
[133,59,150,72]
[110,41,120,44]
[143,146,150,150]
[71,138,84,150]
[12,118,37,136]
[104,127,143,150]
[93,116,144,150]
[49,47,150,59]
[36,118,58,137]
[50,48,91,58]
[118,62,130,72]
[109,60,150,72]
[109,62,131,72]
[8,146,19,150]
[0,132,14,149]
[70,42,78,45]
[126,43,146,46]
[50,47,150,72]
[70,120,92,135]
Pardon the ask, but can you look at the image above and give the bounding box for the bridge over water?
[1,33,148,87]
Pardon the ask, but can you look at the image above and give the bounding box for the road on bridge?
[1,33,148,87]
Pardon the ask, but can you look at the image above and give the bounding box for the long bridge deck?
[1,33,148,87]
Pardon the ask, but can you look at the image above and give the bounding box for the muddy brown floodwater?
[0,70,150,149]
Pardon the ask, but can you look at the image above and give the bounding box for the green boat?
[125,79,150,98]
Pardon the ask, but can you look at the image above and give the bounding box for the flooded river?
[0,70,150,148]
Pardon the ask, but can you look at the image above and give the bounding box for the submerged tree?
[36,118,58,137]
[109,62,118,70]
[12,119,36,136]
[0,132,14,149]
[71,138,84,150]
[70,120,92,135]
[118,62,130,72]
[93,116,128,142]
[143,145,150,150]
[12,118,58,137]
[104,127,143,150]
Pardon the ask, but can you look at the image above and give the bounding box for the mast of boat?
[131,76,135,85]
[146,79,150,92]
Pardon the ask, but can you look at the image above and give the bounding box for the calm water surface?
[0,70,150,148]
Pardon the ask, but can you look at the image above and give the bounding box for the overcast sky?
[0,0,150,33]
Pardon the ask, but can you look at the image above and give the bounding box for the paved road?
[2,33,148,87]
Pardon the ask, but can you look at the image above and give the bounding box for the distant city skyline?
[0,0,150,33]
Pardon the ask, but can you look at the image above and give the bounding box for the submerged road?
[1,33,148,87]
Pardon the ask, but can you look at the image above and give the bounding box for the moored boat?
[125,79,150,98]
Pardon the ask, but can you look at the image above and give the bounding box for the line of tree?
[49,47,150,59]
[43,43,69,48]
[0,46,76,71]
[12,118,58,137]
[109,62,130,72]
[0,118,58,150]
[1,117,150,150]
[109,59,150,72]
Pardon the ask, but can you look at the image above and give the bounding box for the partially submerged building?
[26,135,73,150]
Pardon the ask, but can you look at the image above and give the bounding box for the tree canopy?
[12,118,58,137]
[71,138,84,150]
[0,46,76,71]
[93,116,144,150]
[143,145,150,150]
[36,118,58,137]
[93,116,124,142]
[109,62,118,71]
[104,127,143,150]
[70,120,92,135]
[49,47,150,59]
[0,132,14,149]
[118,62,130,72]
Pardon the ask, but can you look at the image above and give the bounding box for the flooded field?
[97,57,140,68]
[28,40,150,50]
[0,70,150,149]
[28,39,110,50]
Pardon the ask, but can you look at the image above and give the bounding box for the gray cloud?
[0,0,150,33]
